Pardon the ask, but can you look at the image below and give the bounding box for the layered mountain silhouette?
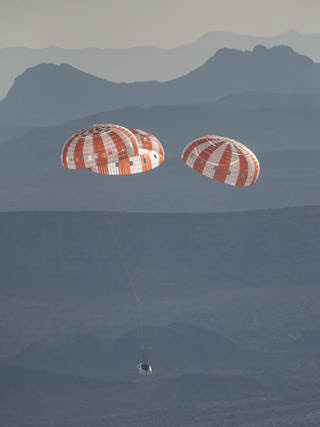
[0,91,320,212]
[4,91,320,156]
[1,45,320,125]
[1,29,320,100]
[10,323,248,378]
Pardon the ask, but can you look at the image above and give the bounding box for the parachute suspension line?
[108,222,146,362]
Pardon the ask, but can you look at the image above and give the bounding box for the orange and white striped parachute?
[90,128,164,175]
[61,124,164,175]
[129,128,164,162]
[182,135,259,186]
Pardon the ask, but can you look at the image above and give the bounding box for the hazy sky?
[1,0,320,49]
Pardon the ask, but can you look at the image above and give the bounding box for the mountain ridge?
[1,91,320,212]
[2,28,320,101]
[1,45,320,126]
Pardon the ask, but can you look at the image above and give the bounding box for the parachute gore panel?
[182,135,259,186]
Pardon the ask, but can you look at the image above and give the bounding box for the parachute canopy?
[181,135,259,186]
[61,124,164,175]
[90,128,164,175]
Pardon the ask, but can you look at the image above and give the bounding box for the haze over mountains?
[0,90,319,212]
[2,29,320,426]
[1,207,319,353]
[1,45,320,126]
[2,29,320,101]
[1,207,320,425]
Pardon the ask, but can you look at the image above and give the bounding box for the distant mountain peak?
[252,44,269,54]
[286,29,299,35]
[24,62,80,74]
[209,46,245,60]
[204,44,314,68]
[251,44,298,58]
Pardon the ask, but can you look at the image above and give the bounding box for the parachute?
[61,123,164,375]
[182,135,259,186]
[91,128,164,175]
[61,124,164,175]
